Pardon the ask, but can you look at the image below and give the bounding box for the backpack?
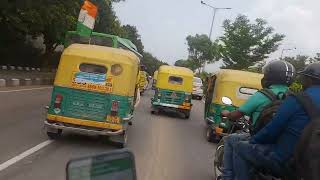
[293,92,320,180]
[250,88,286,135]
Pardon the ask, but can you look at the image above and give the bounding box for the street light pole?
[209,8,217,39]
[201,1,231,40]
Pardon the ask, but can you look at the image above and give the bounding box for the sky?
[114,0,320,72]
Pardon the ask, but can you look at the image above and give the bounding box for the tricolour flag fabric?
[76,0,98,36]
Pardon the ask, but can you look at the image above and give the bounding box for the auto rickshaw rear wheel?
[184,110,190,119]
[108,131,127,148]
[46,129,62,139]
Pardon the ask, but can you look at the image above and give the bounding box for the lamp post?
[201,1,231,40]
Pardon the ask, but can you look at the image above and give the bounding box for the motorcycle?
[213,117,297,180]
[213,117,250,179]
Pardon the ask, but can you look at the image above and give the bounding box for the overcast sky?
[114,0,320,72]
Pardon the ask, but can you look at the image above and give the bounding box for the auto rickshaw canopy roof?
[54,44,139,96]
[211,69,263,107]
[156,65,194,93]
[158,65,194,77]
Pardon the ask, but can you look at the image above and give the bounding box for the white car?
[192,77,203,100]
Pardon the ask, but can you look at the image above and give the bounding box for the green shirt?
[238,85,289,126]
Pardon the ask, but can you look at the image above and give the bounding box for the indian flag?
[76,0,98,36]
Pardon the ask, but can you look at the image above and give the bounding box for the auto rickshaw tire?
[109,131,127,148]
[151,107,159,115]
[184,110,190,119]
[46,129,62,139]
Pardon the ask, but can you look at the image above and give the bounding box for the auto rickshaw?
[204,69,263,142]
[45,44,140,147]
[151,65,193,118]
[152,70,158,89]
[138,65,148,95]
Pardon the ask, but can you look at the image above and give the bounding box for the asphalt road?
[0,86,216,180]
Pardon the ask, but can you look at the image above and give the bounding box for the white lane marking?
[0,140,53,172]
[0,87,52,93]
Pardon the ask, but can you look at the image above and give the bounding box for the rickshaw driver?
[219,60,295,180]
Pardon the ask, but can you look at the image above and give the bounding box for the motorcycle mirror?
[66,149,137,180]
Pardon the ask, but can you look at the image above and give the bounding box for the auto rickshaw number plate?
[107,116,120,124]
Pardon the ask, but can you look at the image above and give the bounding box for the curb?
[0,77,54,88]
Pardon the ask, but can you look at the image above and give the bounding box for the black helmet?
[262,60,295,87]
[297,62,320,81]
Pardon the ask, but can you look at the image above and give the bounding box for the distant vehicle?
[151,65,193,118]
[192,77,204,100]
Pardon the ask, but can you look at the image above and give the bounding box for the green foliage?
[186,34,216,73]
[0,0,162,71]
[142,52,167,75]
[283,55,308,72]
[122,25,144,54]
[219,15,285,70]
[174,59,197,72]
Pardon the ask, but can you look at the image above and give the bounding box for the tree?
[283,55,308,72]
[219,15,284,70]
[122,25,144,53]
[186,34,216,73]
[174,59,197,71]
[310,53,320,64]
[141,52,167,75]
[246,61,266,73]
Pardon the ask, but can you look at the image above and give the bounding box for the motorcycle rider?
[232,62,320,180]
[220,60,295,180]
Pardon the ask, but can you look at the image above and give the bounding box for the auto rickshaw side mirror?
[66,149,137,180]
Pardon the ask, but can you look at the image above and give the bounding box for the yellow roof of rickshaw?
[158,65,193,77]
[214,69,263,82]
[63,44,140,66]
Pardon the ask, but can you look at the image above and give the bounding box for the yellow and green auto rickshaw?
[204,69,263,142]
[45,44,140,147]
[151,65,194,118]
[152,70,158,89]
[138,70,148,95]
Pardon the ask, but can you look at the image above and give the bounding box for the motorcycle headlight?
[221,96,233,105]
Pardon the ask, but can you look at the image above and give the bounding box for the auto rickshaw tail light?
[54,94,63,109]
[111,100,119,116]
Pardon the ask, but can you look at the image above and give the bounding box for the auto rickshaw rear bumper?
[152,102,192,110]
[44,120,124,136]
[45,114,128,136]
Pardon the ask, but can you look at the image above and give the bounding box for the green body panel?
[151,88,190,106]
[48,86,133,123]
[205,103,237,129]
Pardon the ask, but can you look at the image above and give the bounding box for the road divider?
[21,78,32,86]
[0,79,6,87]
[9,78,20,87]
[0,140,53,172]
